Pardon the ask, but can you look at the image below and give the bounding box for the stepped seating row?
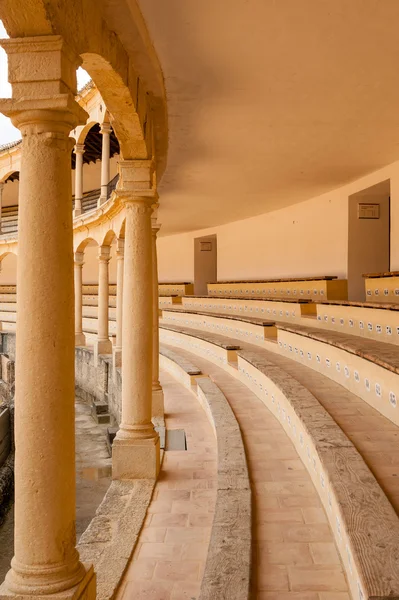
[207,275,348,301]
[161,305,399,427]
[158,282,194,296]
[158,349,252,599]
[158,323,399,600]
[364,270,399,302]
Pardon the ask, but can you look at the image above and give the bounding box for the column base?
[72,208,82,218]
[152,387,164,423]
[0,565,95,600]
[75,333,86,347]
[112,434,160,480]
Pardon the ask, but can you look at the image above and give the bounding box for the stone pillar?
[151,216,164,424]
[0,35,94,600]
[0,182,4,234]
[113,238,124,370]
[96,245,112,356]
[73,143,84,217]
[98,122,112,206]
[74,251,86,346]
[112,160,160,479]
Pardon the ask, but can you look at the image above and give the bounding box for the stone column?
[73,143,84,217]
[74,251,86,346]
[151,216,164,424]
[113,238,124,369]
[96,245,112,356]
[0,182,4,234]
[112,160,160,479]
[0,35,94,600]
[98,122,112,206]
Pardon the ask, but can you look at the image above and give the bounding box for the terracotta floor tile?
[258,542,313,566]
[165,527,208,544]
[138,543,183,560]
[309,543,341,565]
[257,564,290,591]
[302,508,328,524]
[154,560,201,582]
[170,581,201,599]
[257,594,318,600]
[124,559,157,581]
[121,580,173,600]
[150,513,188,528]
[281,524,333,543]
[288,566,348,592]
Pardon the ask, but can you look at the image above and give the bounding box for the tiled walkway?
[163,348,350,599]
[116,371,217,600]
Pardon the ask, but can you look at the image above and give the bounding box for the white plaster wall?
[158,159,399,282]
[158,190,348,281]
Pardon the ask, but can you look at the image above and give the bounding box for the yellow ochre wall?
[158,160,399,282]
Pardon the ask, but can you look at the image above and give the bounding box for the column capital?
[151,219,161,235]
[116,159,157,203]
[98,245,111,262]
[100,122,112,135]
[116,238,125,258]
[74,251,84,266]
[74,143,85,155]
[0,35,88,133]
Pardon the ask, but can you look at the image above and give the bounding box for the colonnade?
[0,35,162,600]
[73,121,112,217]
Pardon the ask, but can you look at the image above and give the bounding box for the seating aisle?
[159,347,350,598]
[116,371,217,600]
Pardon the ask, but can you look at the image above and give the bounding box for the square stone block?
[112,435,160,479]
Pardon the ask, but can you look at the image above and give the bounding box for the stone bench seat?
[160,324,399,600]
[208,276,347,302]
[161,307,277,347]
[363,271,399,302]
[162,306,276,327]
[158,295,182,307]
[315,300,399,345]
[158,344,251,599]
[160,323,241,367]
[276,322,399,426]
[158,282,194,296]
[182,295,316,322]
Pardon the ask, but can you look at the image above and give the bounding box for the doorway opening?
[194,234,217,295]
[348,180,390,301]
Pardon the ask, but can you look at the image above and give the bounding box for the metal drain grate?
[165,429,187,451]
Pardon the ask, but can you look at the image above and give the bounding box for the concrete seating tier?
[161,307,277,347]
[316,299,399,345]
[158,347,251,600]
[207,276,348,301]
[159,344,204,388]
[277,322,399,427]
[182,295,316,322]
[159,323,399,600]
[363,271,399,303]
[160,323,240,367]
[82,284,117,295]
[158,295,182,308]
[158,282,194,296]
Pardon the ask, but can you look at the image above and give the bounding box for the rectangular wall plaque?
[358,203,380,219]
[200,241,212,251]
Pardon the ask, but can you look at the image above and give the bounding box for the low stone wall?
[75,346,121,425]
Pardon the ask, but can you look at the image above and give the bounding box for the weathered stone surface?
[77,479,155,600]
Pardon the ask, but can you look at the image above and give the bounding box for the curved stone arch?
[75,236,99,254]
[0,169,20,184]
[101,229,117,248]
[0,249,18,262]
[81,52,149,161]
[75,121,100,145]
[118,219,126,240]
[0,1,158,161]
